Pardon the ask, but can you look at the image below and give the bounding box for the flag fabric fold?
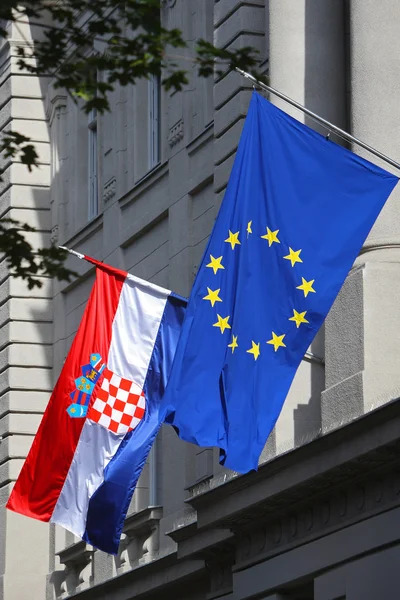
[163,91,399,474]
[7,258,186,554]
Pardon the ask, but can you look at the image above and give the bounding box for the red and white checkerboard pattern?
[87,368,146,435]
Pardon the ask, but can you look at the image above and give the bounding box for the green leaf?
[0,0,264,284]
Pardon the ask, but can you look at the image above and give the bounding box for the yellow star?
[283,247,303,267]
[296,277,316,298]
[247,221,252,236]
[203,287,222,307]
[247,341,260,361]
[267,332,286,352]
[213,314,231,334]
[289,309,309,328]
[228,334,238,353]
[70,407,76,414]
[206,255,225,275]
[225,230,241,250]
[261,227,280,247]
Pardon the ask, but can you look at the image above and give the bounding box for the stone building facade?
[1,1,400,599]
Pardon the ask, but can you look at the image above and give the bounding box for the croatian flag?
[7,257,186,554]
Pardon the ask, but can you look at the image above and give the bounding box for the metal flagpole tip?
[58,245,85,260]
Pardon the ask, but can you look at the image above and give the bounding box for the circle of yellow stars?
[202,222,316,361]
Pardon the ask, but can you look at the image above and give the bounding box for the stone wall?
[0,19,52,600]
[2,1,400,598]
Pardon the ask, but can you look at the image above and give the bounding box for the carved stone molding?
[50,225,59,245]
[103,176,116,204]
[56,540,94,597]
[168,119,184,147]
[116,506,163,573]
[233,463,400,570]
[46,94,68,126]
[176,401,400,595]
[48,571,67,599]
[201,542,235,600]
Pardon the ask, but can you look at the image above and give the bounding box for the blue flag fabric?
[163,92,398,474]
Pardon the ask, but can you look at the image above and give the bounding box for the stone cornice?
[119,161,169,211]
[57,540,94,567]
[70,551,206,600]
[46,93,68,126]
[185,396,400,532]
[156,397,400,598]
[116,506,164,572]
[62,213,103,252]
[232,460,400,573]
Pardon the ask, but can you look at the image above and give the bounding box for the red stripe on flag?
[6,266,126,521]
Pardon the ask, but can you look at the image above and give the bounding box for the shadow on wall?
[26,17,88,598]
[304,0,348,141]
[293,326,325,448]
[292,0,350,448]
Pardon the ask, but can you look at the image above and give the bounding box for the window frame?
[88,106,99,220]
[148,74,161,170]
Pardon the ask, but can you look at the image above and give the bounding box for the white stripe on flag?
[50,420,122,537]
[51,276,169,537]
[108,275,170,386]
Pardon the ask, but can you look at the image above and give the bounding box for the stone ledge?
[62,213,103,253]
[57,540,94,569]
[56,540,94,598]
[187,123,214,157]
[214,4,265,49]
[232,464,400,574]
[123,506,163,535]
[168,520,233,563]
[119,161,168,210]
[70,550,205,600]
[116,506,163,573]
[214,0,265,29]
[186,395,400,530]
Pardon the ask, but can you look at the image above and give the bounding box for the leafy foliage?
[0,131,39,171]
[0,219,77,288]
[0,0,263,287]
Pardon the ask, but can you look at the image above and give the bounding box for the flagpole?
[236,68,400,173]
[59,245,85,260]
[60,245,325,366]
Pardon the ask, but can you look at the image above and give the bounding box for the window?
[88,107,98,220]
[148,74,161,169]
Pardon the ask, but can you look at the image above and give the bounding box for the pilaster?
[0,21,51,600]
[323,0,400,430]
[268,0,348,453]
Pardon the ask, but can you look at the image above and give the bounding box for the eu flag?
[163,92,398,473]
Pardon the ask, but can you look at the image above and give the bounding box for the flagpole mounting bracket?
[236,68,400,172]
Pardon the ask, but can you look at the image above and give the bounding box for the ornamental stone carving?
[102,177,116,204]
[51,225,59,245]
[56,541,94,598]
[115,506,163,573]
[233,466,400,570]
[168,119,184,147]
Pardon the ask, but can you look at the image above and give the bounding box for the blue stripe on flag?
[82,292,187,554]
